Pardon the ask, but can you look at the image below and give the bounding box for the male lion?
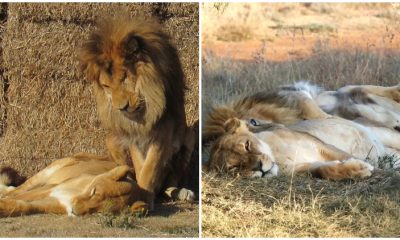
[0,154,145,217]
[203,82,330,143]
[207,118,375,180]
[79,16,195,209]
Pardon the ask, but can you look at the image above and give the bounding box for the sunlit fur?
[204,82,329,143]
[79,16,194,207]
[0,154,143,217]
[208,118,375,181]
[317,86,400,131]
[316,84,400,154]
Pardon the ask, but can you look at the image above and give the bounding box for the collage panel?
[0,2,199,237]
[201,2,400,238]
[0,1,400,239]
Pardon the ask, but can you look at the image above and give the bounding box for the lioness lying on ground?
[0,154,146,217]
[208,117,375,180]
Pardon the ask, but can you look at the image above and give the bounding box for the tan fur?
[204,89,330,143]
[208,118,374,180]
[316,84,400,152]
[79,16,195,208]
[338,84,400,103]
[0,154,146,217]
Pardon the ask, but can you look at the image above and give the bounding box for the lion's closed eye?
[244,140,251,152]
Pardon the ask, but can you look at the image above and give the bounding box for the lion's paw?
[176,188,195,202]
[165,187,195,202]
[130,201,149,217]
[344,158,374,178]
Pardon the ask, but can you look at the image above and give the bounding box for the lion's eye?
[245,140,250,152]
[250,119,258,126]
[102,84,110,89]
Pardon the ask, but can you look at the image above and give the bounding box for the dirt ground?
[203,3,400,61]
[0,202,198,237]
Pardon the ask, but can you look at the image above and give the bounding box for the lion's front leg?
[106,134,130,166]
[295,158,374,180]
[136,143,171,210]
[129,144,145,181]
[163,127,196,202]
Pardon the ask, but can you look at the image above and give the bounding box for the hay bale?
[0,3,6,138]
[6,2,154,23]
[0,74,5,138]
[0,3,198,177]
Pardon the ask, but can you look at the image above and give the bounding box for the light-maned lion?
[208,118,374,180]
[0,154,146,217]
[204,82,330,143]
[79,16,195,209]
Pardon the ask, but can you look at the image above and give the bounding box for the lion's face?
[71,166,135,215]
[97,53,146,122]
[208,118,279,178]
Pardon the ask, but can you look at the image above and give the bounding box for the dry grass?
[202,3,400,237]
[202,170,400,237]
[202,3,399,44]
[0,202,198,237]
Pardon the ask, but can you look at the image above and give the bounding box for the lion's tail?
[203,105,238,144]
[0,167,26,189]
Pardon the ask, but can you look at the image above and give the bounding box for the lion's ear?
[223,118,241,134]
[121,33,140,59]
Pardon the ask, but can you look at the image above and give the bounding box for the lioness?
[79,16,196,209]
[0,154,144,217]
[208,118,374,180]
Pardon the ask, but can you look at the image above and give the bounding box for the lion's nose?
[119,103,129,112]
[395,126,400,132]
[252,160,263,171]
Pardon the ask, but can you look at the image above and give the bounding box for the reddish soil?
[202,3,400,62]
[203,29,400,62]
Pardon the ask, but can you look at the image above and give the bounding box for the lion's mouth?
[251,162,278,178]
[121,103,146,121]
